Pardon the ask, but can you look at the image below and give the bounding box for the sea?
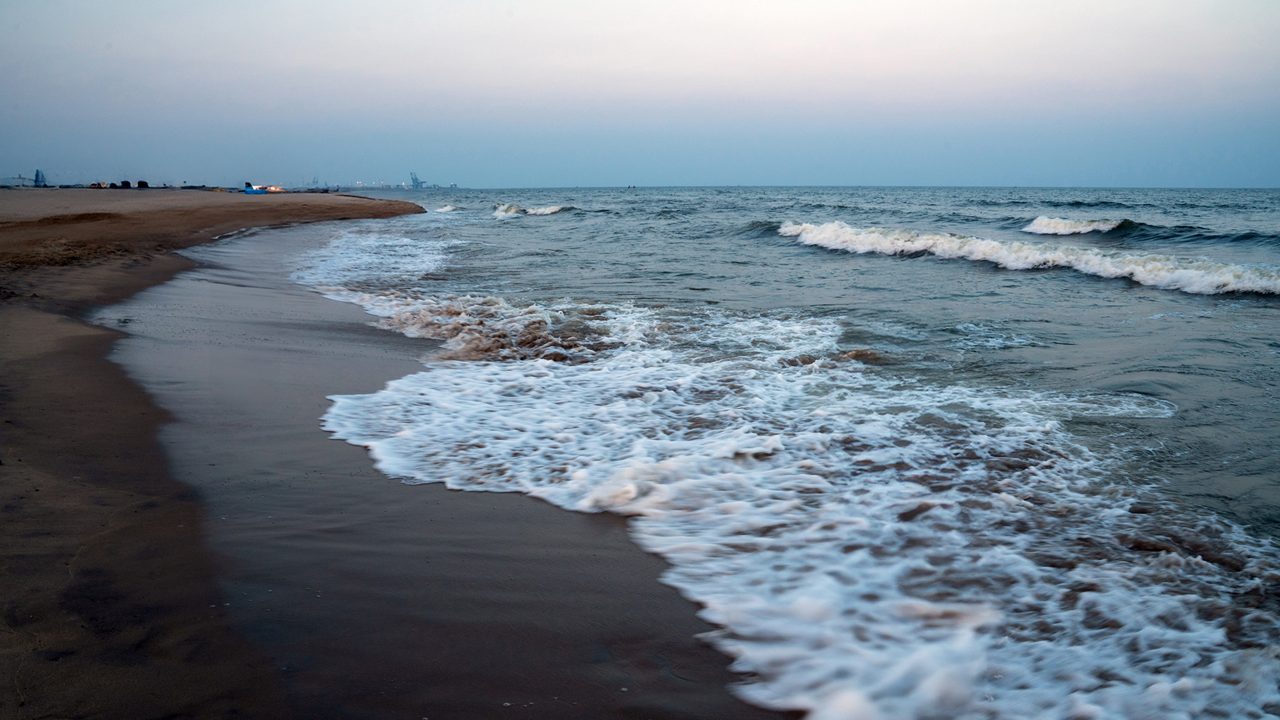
[286,186,1279,719]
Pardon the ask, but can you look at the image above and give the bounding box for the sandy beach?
[0,189,788,719]
[0,189,423,718]
[6,3,1277,716]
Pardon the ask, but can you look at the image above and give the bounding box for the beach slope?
[0,189,424,718]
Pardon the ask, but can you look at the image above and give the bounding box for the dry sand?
[0,188,421,270]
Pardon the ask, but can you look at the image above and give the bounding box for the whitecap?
[493,203,523,219]
[1022,216,1124,235]
[780,221,1280,295]
[525,205,570,216]
[493,203,572,218]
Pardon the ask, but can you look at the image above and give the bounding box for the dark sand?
[0,189,421,718]
[1,190,793,718]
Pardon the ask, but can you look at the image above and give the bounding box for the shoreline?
[1,189,791,718]
[0,189,423,718]
[100,221,795,718]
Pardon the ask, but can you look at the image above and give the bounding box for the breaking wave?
[780,221,1280,295]
[342,293,617,362]
[435,204,461,213]
[526,205,571,216]
[1022,216,1132,235]
[493,203,575,218]
[320,291,1279,720]
[1022,219,1280,247]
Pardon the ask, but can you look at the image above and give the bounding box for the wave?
[290,229,448,287]
[974,199,1145,210]
[435,204,461,213]
[493,203,574,218]
[780,221,1280,295]
[354,294,616,362]
[794,201,861,212]
[1044,199,1138,210]
[972,199,1033,207]
[320,291,1278,720]
[1022,217,1280,246]
[1134,226,1280,246]
[526,205,571,216]
[1021,216,1134,235]
[733,219,784,239]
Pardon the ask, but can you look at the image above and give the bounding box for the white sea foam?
[525,205,568,216]
[780,221,1280,295]
[289,229,449,288]
[436,204,461,213]
[320,291,1279,720]
[493,203,571,218]
[1022,216,1125,235]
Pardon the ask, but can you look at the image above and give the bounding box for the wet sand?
[102,223,792,719]
[1,190,793,718]
[0,189,422,718]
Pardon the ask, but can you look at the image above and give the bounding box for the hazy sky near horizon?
[2,0,1278,188]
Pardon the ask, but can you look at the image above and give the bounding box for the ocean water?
[290,187,1280,719]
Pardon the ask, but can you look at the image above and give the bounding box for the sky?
[2,0,1278,188]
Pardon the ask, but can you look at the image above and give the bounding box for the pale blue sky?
[2,0,1278,187]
